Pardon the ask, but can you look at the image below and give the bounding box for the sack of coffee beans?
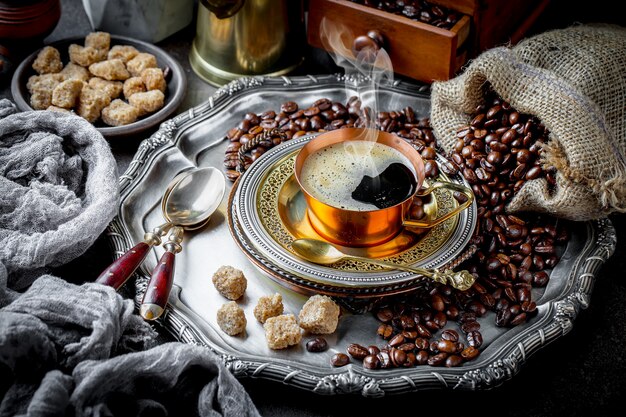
[430,24,626,221]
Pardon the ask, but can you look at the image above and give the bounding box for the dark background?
[1,1,625,416]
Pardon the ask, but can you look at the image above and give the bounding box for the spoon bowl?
[164,167,226,228]
[291,238,476,291]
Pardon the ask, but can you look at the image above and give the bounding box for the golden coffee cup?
[294,128,474,247]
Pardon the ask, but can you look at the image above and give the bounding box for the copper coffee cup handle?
[403,181,474,228]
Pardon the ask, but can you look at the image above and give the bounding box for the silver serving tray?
[106,74,617,396]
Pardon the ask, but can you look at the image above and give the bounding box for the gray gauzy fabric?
[0,99,262,417]
[0,275,261,417]
[0,99,119,290]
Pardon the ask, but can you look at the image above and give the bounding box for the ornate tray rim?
[105,74,617,396]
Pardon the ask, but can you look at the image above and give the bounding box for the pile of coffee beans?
[345,210,567,369]
[223,97,443,183]
[223,87,569,369]
[348,0,461,30]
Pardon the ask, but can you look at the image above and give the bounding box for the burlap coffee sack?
[430,24,626,221]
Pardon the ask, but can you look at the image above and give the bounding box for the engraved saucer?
[229,134,478,294]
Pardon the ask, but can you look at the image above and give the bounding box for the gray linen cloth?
[0,100,261,417]
[0,99,118,291]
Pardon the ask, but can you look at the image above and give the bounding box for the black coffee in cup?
[299,141,417,211]
[351,162,417,209]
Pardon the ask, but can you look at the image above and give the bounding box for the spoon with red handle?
[95,170,192,290]
[139,167,226,321]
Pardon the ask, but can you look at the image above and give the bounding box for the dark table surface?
[1,1,625,416]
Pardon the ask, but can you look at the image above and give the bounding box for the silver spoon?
[139,167,226,320]
[291,238,476,291]
[95,170,192,290]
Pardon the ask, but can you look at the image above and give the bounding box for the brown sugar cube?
[89,59,130,81]
[298,294,340,334]
[76,85,110,123]
[101,99,139,126]
[46,105,72,113]
[211,265,247,300]
[27,73,64,93]
[88,77,123,100]
[217,301,247,336]
[126,52,157,77]
[30,91,53,110]
[108,45,139,63]
[32,46,63,74]
[141,67,166,93]
[28,74,65,109]
[254,293,284,324]
[51,79,84,109]
[123,77,146,99]
[69,44,100,67]
[128,90,164,116]
[60,63,90,82]
[85,31,110,52]
[27,75,40,92]
[264,314,302,350]
[85,32,111,62]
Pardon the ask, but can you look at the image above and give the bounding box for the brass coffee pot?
[190,0,305,86]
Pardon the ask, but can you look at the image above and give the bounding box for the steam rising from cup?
[318,18,398,189]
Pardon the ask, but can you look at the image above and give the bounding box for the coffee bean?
[281,101,298,113]
[510,312,528,326]
[391,348,407,366]
[363,354,380,369]
[438,330,457,343]
[424,320,440,332]
[533,271,550,287]
[416,350,429,365]
[427,352,448,366]
[306,338,328,352]
[486,105,502,119]
[347,343,369,360]
[377,350,392,368]
[467,331,483,348]
[259,119,277,129]
[413,337,428,351]
[433,312,447,328]
[331,353,350,367]
[388,334,405,347]
[403,352,417,367]
[377,324,393,339]
[260,110,276,119]
[466,300,487,317]
[416,324,432,338]
[398,342,416,351]
[445,355,463,367]
[376,308,393,323]
[521,300,537,313]
[431,294,445,312]
[502,129,517,144]
[367,345,380,356]
[461,320,481,333]
[461,346,480,360]
[402,330,418,339]
[225,170,240,182]
[437,339,457,353]
[446,305,460,320]
[496,308,512,327]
